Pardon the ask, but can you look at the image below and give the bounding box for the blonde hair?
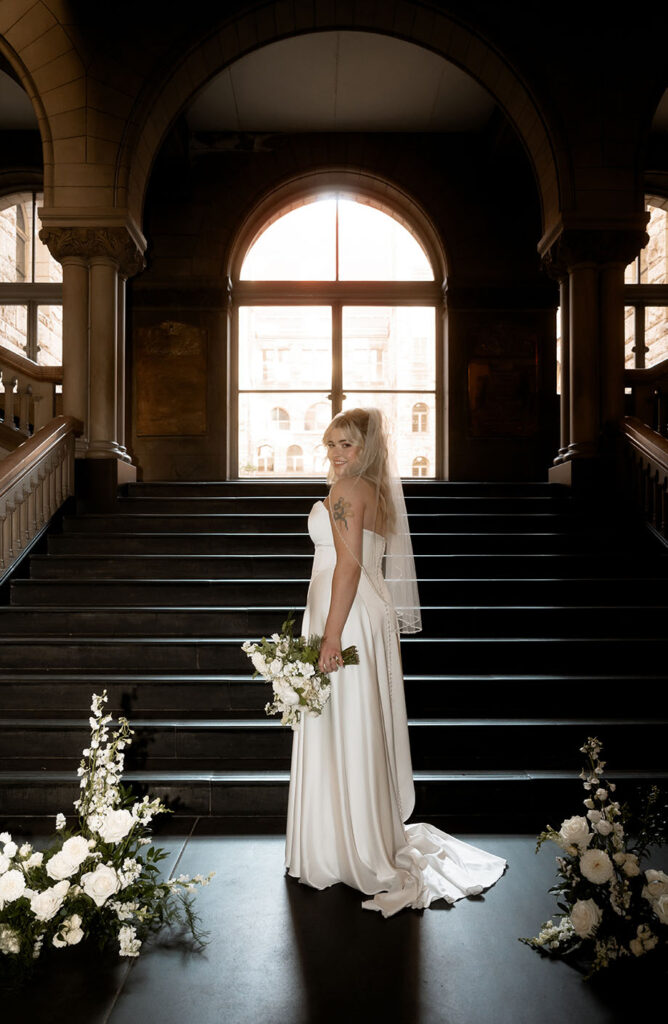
[323,408,395,531]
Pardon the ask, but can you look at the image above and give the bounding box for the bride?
[285,407,506,916]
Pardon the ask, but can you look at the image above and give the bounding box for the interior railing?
[0,415,79,583]
[621,415,668,545]
[625,358,668,438]
[0,345,63,453]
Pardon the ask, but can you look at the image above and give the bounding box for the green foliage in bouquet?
[520,737,668,977]
[241,613,359,729]
[0,691,213,980]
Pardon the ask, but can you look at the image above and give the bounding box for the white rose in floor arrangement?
[0,690,214,977]
[521,736,668,977]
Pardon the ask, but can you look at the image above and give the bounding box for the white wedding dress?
[285,500,507,916]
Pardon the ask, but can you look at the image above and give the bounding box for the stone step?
[26,552,668,580]
[112,494,576,515]
[125,480,567,498]
[3,672,665,718]
[1,717,665,772]
[46,530,643,556]
[1,768,665,823]
[61,512,589,535]
[11,576,668,607]
[0,635,666,673]
[0,604,666,638]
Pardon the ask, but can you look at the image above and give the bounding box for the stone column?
[567,262,599,460]
[88,255,120,459]
[57,255,89,455]
[116,273,130,461]
[557,276,570,460]
[599,262,627,434]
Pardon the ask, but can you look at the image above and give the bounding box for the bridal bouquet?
[241,614,359,729]
[0,691,213,977]
[520,737,668,977]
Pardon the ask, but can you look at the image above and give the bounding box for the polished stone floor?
[1,823,661,1024]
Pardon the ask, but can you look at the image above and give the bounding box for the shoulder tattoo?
[332,495,354,531]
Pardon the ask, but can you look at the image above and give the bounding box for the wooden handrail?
[624,358,668,386]
[0,415,81,497]
[621,416,668,469]
[0,344,63,384]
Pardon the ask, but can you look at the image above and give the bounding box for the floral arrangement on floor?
[520,737,668,977]
[0,691,213,975]
[242,613,359,729]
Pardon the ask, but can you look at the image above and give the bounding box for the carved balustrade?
[0,346,62,446]
[621,416,668,544]
[625,359,668,438]
[0,415,78,581]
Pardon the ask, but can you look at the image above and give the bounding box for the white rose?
[250,652,268,675]
[595,820,613,836]
[652,893,668,926]
[630,938,644,956]
[0,868,26,903]
[0,853,9,874]
[80,863,120,907]
[570,898,602,938]
[586,809,602,824]
[30,880,70,921]
[595,788,608,802]
[62,835,92,865]
[558,816,591,850]
[3,841,17,858]
[580,849,614,884]
[269,658,283,676]
[52,913,84,948]
[645,869,668,886]
[0,832,10,844]
[46,851,78,881]
[97,809,134,844]
[26,852,43,869]
[623,857,640,878]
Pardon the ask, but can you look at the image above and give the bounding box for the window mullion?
[331,303,343,413]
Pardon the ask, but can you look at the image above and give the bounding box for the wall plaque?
[135,320,207,436]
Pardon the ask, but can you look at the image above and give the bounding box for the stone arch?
[0,36,54,200]
[119,3,565,240]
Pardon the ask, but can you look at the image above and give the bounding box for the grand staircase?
[1,479,667,832]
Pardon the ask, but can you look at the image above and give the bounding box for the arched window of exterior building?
[271,406,290,430]
[233,188,442,478]
[624,198,668,369]
[0,191,63,365]
[286,444,303,472]
[412,401,428,432]
[257,444,274,472]
[412,456,429,477]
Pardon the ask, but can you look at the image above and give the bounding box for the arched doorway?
[229,187,444,477]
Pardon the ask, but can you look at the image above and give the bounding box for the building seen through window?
[0,192,63,365]
[624,200,668,369]
[236,195,439,477]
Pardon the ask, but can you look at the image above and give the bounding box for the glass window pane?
[239,306,332,389]
[238,392,332,477]
[625,305,635,367]
[37,305,63,365]
[338,200,433,281]
[0,193,61,284]
[240,200,336,280]
[0,304,27,356]
[645,306,668,367]
[342,307,435,390]
[34,203,62,283]
[342,392,435,478]
[639,204,668,284]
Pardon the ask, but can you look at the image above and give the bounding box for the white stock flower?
[97,809,134,844]
[19,843,32,857]
[558,816,591,850]
[623,856,640,878]
[55,813,66,831]
[0,924,21,955]
[595,788,608,802]
[570,898,602,938]
[250,652,269,675]
[0,868,26,903]
[118,924,142,957]
[52,914,84,948]
[594,820,613,836]
[81,863,120,906]
[579,849,614,885]
[30,880,70,921]
[269,658,283,675]
[586,809,602,824]
[652,893,668,926]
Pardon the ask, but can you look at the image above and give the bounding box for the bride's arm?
[318,479,364,672]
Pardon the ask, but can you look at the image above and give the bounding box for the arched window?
[624,198,668,369]
[234,187,442,478]
[305,401,330,432]
[412,456,429,477]
[412,402,428,432]
[286,444,303,472]
[0,191,63,364]
[271,406,290,430]
[257,444,274,472]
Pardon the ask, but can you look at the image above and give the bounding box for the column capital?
[39,226,145,279]
[540,224,649,275]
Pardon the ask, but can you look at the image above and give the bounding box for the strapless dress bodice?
[308,500,385,579]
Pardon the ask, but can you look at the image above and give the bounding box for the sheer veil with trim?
[323,407,422,635]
